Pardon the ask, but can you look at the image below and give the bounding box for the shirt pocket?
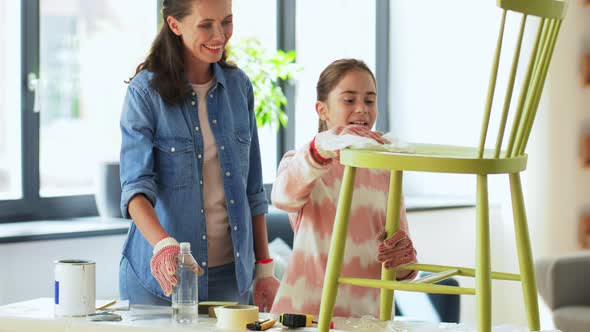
[235,128,251,178]
[153,136,194,189]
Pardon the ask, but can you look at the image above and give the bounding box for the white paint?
[54,260,95,317]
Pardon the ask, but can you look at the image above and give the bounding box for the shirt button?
[212,119,217,124]
[225,171,231,177]
[236,252,240,258]
[195,126,200,132]
[191,101,196,106]
[202,262,207,267]
[192,91,196,96]
[202,235,206,240]
[198,154,202,159]
[170,147,176,152]
[209,94,213,98]
[200,180,203,185]
[201,209,204,214]
[220,145,225,150]
[230,199,234,205]
[233,225,238,231]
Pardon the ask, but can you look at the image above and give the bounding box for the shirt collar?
[211,62,227,88]
[183,62,227,96]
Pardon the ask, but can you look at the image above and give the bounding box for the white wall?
[0,235,126,306]
[538,0,587,256]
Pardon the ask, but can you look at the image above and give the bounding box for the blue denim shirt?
[119,63,268,301]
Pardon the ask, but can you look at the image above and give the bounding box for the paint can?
[54,259,96,317]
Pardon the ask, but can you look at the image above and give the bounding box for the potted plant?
[228,37,301,129]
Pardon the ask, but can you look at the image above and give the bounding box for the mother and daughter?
[118,0,417,318]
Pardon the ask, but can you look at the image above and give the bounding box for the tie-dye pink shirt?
[270,143,415,318]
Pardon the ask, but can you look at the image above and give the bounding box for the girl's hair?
[316,58,376,132]
[127,0,236,105]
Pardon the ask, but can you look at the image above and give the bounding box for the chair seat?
[340,143,527,174]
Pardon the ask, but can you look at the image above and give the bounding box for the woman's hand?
[150,237,180,296]
[150,237,204,296]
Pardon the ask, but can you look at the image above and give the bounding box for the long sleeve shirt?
[270,142,415,318]
[192,80,234,267]
[119,64,267,301]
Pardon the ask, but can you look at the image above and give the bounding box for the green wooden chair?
[317,1,567,331]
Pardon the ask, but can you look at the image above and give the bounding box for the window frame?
[0,0,88,222]
[0,0,148,222]
[376,0,390,133]
[276,0,296,158]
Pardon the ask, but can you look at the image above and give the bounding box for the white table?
[0,298,554,332]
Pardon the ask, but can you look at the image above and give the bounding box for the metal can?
[54,259,96,317]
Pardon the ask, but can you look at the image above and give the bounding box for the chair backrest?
[477,0,567,159]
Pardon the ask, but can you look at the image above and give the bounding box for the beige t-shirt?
[192,80,234,267]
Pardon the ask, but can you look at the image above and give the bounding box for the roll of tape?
[213,305,259,330]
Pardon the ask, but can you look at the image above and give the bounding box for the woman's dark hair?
[127,0,235,105]
[316,58,376,132]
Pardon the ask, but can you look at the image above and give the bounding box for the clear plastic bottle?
[172,242,199,324]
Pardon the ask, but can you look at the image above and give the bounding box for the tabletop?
[0,298,556,332]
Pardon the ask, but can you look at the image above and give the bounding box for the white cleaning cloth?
[336,132,416,154]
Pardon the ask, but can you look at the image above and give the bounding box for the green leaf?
[227,37,303,129]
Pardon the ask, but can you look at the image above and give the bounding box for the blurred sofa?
[265,206,460,323]
[535,252,590,332]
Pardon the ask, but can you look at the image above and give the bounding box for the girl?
[119,0,279,310]
[270,59,417,318]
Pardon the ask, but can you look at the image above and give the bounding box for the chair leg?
[509,173,540,331]
[318,166,357,332]
[380,170,403,320]
[476,175,492,332]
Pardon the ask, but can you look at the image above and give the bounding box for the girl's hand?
[375,229,417,270]
[252,259,280,312]
[311,124,385,163]
[337,125,385,144]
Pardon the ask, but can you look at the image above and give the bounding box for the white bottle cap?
[179,242,191,253]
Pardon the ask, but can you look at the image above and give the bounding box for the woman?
[119,0,279,311]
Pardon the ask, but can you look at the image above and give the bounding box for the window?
[38,0,157,197]
[232,0,278,184]
[0,1,22,201]
[294,0,376,149]
[0,0,158,221]
[2,0,395,221]
[1,0,283,221]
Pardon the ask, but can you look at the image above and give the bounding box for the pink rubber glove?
[150,238,205,296]
[311,124,385,163]
[252,259,280,312]
[150,237,180,296]
[376,230,417,272]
